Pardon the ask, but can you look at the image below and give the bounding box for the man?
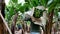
[24,6,46,34]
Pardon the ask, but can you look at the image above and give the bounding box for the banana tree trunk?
[44,9,54,34]
[11,13,18,34]
[0,0,6,34]
[0,17,5,34]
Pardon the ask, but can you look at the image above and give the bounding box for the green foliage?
[25,0,41,7]
[48,1,57,13]
[40,0,49,7]
[19,3,30,13]
[40,0,60,14]
[5,0,60,30]
[5,0,24,21]
[12,0,18,3]
[30,0,39,7]
[5,0,60,22]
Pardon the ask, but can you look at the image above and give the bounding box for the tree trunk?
[44,10,54,34]
[11,13,18,34]
[0,0,6,34]
[0,17,5,34]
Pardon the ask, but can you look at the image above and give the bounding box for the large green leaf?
[25,0,40,7]
[40,0,49,7]
[6,6,15,20]
[12,0,18,3]
[18,6,25,13]
[25,0,33,7]
[18,3,30,13]
[31,0,39,7]
[48,1,57,13]
[53,0,60,3]
[23,3,29,11]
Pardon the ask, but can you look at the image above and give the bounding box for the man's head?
[33,8,44,18]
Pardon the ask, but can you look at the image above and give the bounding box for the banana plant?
[5,0,60,34]
[5,0,30,21]
[39,0,60,34]
[5,0,34,34]
[25,0,60,34]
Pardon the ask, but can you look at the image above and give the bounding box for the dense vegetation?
[0,0,60,34]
